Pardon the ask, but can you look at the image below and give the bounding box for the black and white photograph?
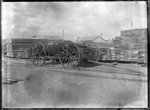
[2,1,148,108]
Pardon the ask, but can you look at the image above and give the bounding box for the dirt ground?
[2,57,147,108]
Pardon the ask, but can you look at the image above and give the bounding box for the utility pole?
[131,20,133,30]
[62,29,64,41]
[100,33,103,37]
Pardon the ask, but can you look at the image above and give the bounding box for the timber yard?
[2,28,147,108]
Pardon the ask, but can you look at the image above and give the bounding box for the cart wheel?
[58,41,80,69]
[83,41,99,61]
[30,42,46,66]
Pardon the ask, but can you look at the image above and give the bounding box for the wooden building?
[121,28,147,49]
[4,36,63,58]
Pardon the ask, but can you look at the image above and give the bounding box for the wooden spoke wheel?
[83,41,99,61]
[30,42,46,66]
[58,41,80,69]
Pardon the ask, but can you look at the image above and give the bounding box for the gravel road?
[2,57,147,108]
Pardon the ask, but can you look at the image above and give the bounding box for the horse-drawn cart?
[29,40,99,68]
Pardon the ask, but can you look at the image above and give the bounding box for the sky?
[2,2,147,41]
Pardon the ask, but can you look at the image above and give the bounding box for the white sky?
[2,2,147,41]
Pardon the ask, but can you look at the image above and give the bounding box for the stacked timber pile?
[119,51,128,61]
[2,39,7,56]
[110,49,116,61]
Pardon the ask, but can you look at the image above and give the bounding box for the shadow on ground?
[44,60,100,68]
[44,61,60,66]
[78,61,100,68]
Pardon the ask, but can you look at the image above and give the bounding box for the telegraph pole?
[62,29,64,41]
[131,20,133,30]
[100,33,103,37]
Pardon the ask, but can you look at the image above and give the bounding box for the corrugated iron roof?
[33,35,63,40]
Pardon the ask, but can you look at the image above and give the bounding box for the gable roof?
[76,36,112,43]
